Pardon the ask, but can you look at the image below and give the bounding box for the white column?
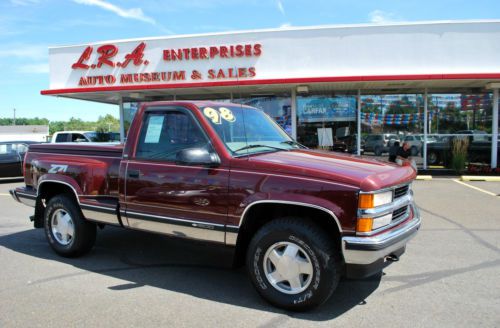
[423,89,428,170]
[291,88,297,140]
[357,89,362,156]
[118,96,125,143]
[492,88,499,168]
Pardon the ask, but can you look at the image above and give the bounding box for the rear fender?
[37,174,82,203]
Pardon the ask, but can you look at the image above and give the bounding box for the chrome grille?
[394,185,409,199]
[392,206,408,222]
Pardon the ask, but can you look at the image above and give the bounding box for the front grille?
[392,206,408,222]
[394,185,409,199]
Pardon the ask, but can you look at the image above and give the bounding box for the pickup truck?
[11,101,420,311]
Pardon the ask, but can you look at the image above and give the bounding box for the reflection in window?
[428,93,492,133]
[233,96,292,135]
[296,95,358,152]
[135,111,208,161]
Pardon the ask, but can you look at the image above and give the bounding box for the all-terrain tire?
[246,217,341,311]
[44,194,96,257]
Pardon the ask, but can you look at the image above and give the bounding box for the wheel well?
[233,203,342,267]
[33,182,79,228]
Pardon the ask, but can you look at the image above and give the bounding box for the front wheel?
[246,218,340,311]
[44,194,96,257]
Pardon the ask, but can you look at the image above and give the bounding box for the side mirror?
[176,148,220,167]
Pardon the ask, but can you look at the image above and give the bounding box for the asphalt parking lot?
[0,179,499,327]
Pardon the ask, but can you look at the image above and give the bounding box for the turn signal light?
[358,194,374,209]
[356,218,373,233]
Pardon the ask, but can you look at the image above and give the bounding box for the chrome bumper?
[342,205,421,265]
[10,187,37,207]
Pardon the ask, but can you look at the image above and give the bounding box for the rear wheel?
[44,194,96,257]
[246,217,340,311]
[427,151,440,165]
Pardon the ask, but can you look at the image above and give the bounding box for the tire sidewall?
[44,195,89,256]
[249,228,337,310]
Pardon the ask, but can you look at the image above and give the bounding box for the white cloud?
[9,0,39,6]
[276,0,285,15]
[0,45,47,60]
[279,22,291,28]
[73,0,156,25]
[18,63,49,74]
[369,10,398,24]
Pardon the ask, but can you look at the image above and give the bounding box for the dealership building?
[43,20,500,169]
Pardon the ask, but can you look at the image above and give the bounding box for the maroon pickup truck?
[11,101,420,311]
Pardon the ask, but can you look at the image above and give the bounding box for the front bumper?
[342,205,421,278]
[10,187,37,207]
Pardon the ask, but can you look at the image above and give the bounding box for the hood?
[246,149,416,191]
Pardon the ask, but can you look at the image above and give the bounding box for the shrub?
[451,137,469,173]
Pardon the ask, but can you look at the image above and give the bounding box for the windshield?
[201,105,300,156]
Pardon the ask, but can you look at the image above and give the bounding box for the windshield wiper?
[280,140,305,148]
[234,144,288,153]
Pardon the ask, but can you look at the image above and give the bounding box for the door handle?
[128,169,140,178]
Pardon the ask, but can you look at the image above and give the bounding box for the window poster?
[298,96,356,123]
[144,115,164,143]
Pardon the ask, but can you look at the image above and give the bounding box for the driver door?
[123,107,229,243]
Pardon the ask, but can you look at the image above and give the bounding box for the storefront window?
[360,94,424,164]
[296,95,357,152]
[426,93,493,169]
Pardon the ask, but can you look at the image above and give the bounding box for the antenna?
[13,108,16,126]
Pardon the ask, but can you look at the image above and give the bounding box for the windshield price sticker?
[203,107,235,124]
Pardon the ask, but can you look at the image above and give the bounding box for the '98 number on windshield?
[203,107,236,124]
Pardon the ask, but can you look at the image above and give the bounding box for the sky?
[1,0,500,121]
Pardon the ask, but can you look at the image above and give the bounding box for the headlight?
[358,191,393,209]
[357,190,395,233]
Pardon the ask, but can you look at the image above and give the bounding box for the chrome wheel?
[263,241,314,295]
[51,209,75,246]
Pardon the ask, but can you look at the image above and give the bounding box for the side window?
[135,111,208,161]
[72,133,87,142]
[55,133,68,142]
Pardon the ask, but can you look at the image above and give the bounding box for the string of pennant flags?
[362,111,486,125]
[362,111,486,124]
[362,112,434,125]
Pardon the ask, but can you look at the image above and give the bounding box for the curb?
[460,176,500,182]
[416,175,433,180]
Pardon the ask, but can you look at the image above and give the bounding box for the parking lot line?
[0,193,10,196]
[453,179,498,197]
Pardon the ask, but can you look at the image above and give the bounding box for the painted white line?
[0,193,10,196]
[453,179,498,197]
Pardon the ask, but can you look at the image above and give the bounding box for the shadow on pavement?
[0,226,381,321]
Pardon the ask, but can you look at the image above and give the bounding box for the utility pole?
[13,108,16,125]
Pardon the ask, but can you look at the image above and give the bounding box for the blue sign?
[297,96,356,123]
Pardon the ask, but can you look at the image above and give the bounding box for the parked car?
[0,141,38,179]
[364,133,400,156]
[426,136,499,165]
[331,134,364,154]
[402,135,422,156]
[51,131,120,143]
[456,130,489,142]
[11,101,420,311]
